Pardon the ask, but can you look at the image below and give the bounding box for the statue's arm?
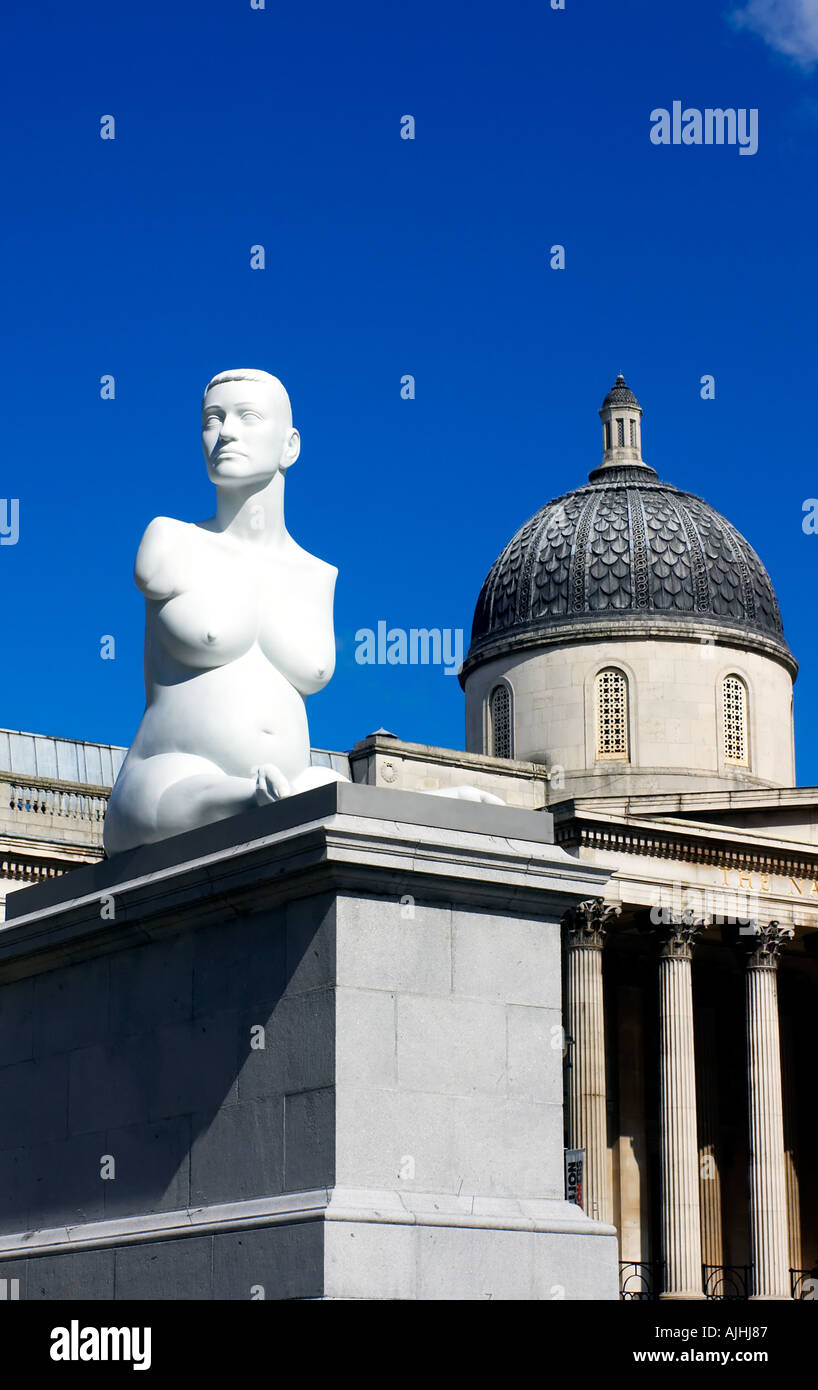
[134,517,187,601]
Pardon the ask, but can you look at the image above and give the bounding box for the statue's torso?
[126,520,332,780]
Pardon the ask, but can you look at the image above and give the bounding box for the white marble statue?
[104,368,501,857]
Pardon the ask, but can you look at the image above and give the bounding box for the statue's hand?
[254,763,292,805]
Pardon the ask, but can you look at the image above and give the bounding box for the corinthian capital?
[744,920,794,971]
[562,897,621,950]
[654,909,707,960]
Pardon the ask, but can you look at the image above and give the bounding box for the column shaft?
[658,937,703,1298]
[566,943,609,1222]
[695,1007,724,1270]
[617,980,650,1262]
[745,923,792,1300]
[781,1018,802,1275]
[563,899,618,1226]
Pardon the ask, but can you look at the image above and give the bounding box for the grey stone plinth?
[0,784,617,1300]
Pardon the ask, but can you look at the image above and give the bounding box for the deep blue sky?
[3,0,818,778]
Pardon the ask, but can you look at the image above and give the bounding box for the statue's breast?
[154,557,258,669]
[253,556,334,691]
[147,528,330,687]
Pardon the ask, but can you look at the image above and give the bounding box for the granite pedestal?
[0,784,618,1299]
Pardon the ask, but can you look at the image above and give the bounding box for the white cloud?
[731,0,818,67]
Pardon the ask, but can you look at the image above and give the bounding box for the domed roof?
[601,373,639,408]
[464,378,794,677]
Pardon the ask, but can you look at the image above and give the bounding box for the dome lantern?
[593,374,654,479]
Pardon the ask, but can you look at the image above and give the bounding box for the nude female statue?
[103,368,346,855]
[104,367,501,857]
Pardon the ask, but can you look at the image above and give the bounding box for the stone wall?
[0,889,334,1298]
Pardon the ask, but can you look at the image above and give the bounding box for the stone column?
[780,1018,802,1275]
[695,1007,724,1271]
[744,921,793,1300]
[562,898,619,1225]
[656,914,705,1299]
[617,974,651,1263]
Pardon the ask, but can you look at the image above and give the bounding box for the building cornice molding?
[460,615,798,685]
[554,807,818,882]
[0,836,103,887]
[566,786,818,817]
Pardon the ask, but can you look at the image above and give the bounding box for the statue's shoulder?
[287,539,338,586]
[139,514,190,545]
[135,516,193,599]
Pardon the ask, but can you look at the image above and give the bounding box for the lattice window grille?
[596,669,629,760]
[490,685,512,759]
[616,417,625,446]
[630,419,637,447]
[723,675,748,765]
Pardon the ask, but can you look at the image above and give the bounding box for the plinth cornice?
[0,784,611,982]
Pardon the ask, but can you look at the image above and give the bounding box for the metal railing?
[619,1261,663,1300]
[703,1264,751,1300]
[622,1261,816,1302]
[791,1269,818,1301]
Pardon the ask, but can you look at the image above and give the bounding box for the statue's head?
[201,368,300,489]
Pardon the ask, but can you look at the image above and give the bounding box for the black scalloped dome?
[468,469,791,665]
[602,374,640,408]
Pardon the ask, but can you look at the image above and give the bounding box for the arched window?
[723,675,749,766]
[595,668,629,760]
[489,684,513,759]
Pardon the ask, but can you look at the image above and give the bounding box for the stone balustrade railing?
[2,776,110,825]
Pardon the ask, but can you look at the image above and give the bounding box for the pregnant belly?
[155,587,257,668]
[139,650,311,779]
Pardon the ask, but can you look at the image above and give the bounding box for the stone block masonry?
[0,783,618,1299]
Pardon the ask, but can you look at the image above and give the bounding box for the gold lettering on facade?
[719,869,818,900]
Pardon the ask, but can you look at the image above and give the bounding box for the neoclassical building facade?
[457,376,816,1300]
[1,377,814,1300]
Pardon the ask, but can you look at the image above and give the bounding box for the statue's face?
[201,378,299,489]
